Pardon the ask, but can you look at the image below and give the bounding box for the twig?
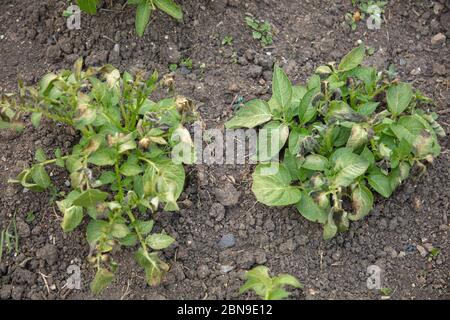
[437,108,450,115]
[38,272,51,295]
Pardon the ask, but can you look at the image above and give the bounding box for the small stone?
[431,33,446,47]
[378,218,388,230]
[46,45,61,62]
[432,63,447,76]
[397,251,406,258]
[227,83,239,93]
[236,251,255,269]
[422,243,434,252]
[197,265,210,279]
[220,265,234,273]
[11,286,24,300]
[161,42,181,64]
[384,246,397,258]
[213,182,240,206]
[0,285,12,299]
[238,56,248,65]
[280,239,297,253]
[218,234,235,249]
[416,245,427,257]
[332,251,342,261]
[263,219,275,231]
[254,250,267,264]
[244,49,256,61]
[247,65,263,79]
[16,219,30,238]
[209,203,225,222]
[36,244,58,266]
[389,218,398,231]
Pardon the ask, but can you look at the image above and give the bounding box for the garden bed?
[0,0,448,300]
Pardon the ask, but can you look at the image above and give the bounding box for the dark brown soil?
[0,0,449,300]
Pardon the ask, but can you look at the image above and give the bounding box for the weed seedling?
[222,35,234,46]
[239,266,302,300]
[245,16,273,46]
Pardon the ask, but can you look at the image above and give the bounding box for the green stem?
[126,208,147,251]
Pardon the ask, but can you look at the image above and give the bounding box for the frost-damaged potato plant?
[226,45,445,240]
[0,59,196,294]
[239,266,302,300]
[76,0,183,36]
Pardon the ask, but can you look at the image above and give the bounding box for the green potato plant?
[76,0,183,37]
[226,45,445,240]
[1,58,197,294]
[239,266,302,300]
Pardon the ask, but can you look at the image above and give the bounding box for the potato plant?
[0,58,196,294]
[226,45,445,240]
[239,266,302,300]
[76,0,183,36]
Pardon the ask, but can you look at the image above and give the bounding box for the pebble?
[197,265,210,279]
[220,265,234,273]
[36,244,58,266]
[247,65,263,79]
[416,245,428,257]
[432,63,447,76]
[213,182,240,206]
[218,234,235,249]
[209,203,225,222]
[431,33,446,47]
[16,219,30,238]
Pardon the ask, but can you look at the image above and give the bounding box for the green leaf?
[357,101,379,116]
[302,154,328,171]
[31,112,42,128]
[135,2,152,37]
[368,168,392,198]
[256,121,289,161]
[346,124,369,151]
[61,206,84,232]
[86,220,108,244]
[154,0,183,20]
[295,192,328,224]
[72,189,108,207]
[88,149,116,166]
[272,65,293,111]
[90,268,114,295]
[120,163,143,177]
[331,149,369,187]
[111,223,130,239]
[30,165,51,189]
[135,220,154,235]
[135,249,170,286]
[267,288,290,300]
[323,211,338,240]
[146,233,175,250]
[35,148,47,162]
[273,274,303,288]
[298,88,319,124]
[349,184,373,221]
[152,158,185,209]
[387,82,413,116]
[338,44,365,72]
[225,99,272,129]
[39,73,58,95]
[252,163,301,206]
